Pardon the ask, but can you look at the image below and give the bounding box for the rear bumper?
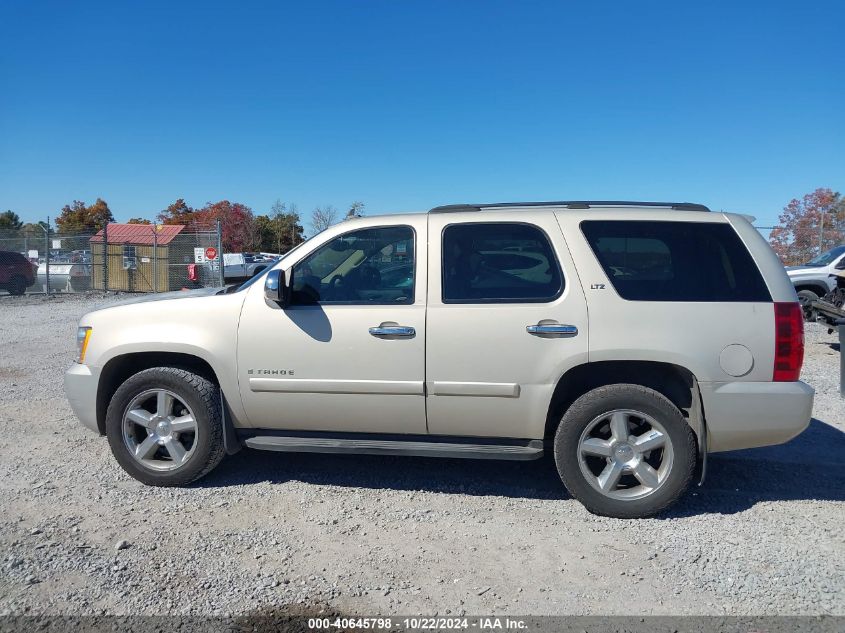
[64,363,101,434]
[700,380,814,452]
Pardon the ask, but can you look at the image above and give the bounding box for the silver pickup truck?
[64,201,813,518]
[222,252,277,282]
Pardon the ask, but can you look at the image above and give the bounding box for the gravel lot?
[0,294,842,617]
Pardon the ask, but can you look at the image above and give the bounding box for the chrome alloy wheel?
[577,409,674,501]
[122,389,198,471]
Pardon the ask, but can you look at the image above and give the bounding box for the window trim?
[440,221,565,305]
[289,224,417,307]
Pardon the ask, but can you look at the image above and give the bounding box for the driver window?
[291,226,415,305]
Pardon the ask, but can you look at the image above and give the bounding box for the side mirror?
[264,269,291,307]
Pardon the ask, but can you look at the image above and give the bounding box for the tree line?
[0,198,366,254]
[3,188,841,263]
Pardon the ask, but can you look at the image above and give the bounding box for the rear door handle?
[526,324,578,336]
[369,325,416,337]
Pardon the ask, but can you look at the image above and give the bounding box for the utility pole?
[153,225,158,293]
[216,219,224,287]
[42,217,50,297]
[103,222,109,292]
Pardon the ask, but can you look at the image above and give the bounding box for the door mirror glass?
[264,269,281,303]
[264,269,291,306]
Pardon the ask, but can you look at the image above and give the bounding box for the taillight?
[773,302,804,381]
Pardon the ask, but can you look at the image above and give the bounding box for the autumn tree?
[769,188,845,265]
[310,205,338,234]
[0,210,23,230]
[55,198,115,231]
[57,200,86,229]
[157,198,195,225]
[194,200,256,252]
[127,217,152,225]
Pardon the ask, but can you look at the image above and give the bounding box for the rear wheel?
[797,289,819,320]
[554,384,697,518]
[105,367,225,486]
[7,275,26,295]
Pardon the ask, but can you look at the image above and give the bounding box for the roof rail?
[429,201,711,213]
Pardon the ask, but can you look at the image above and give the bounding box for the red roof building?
[90,223,185,246]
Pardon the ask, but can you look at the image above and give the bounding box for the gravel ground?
[0,294,842,617]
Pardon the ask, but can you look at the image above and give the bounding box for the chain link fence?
[1,219,783,297]
[0,220,224,296]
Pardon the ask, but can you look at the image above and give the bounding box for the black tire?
[797,289,819,320]
[7,275,26,296]
[553,384,697,519]
[105,367,225,486]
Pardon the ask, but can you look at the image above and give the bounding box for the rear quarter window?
[580,220,771,302]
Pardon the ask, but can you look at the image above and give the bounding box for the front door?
[236,218,427,434]
[424,211,589,439]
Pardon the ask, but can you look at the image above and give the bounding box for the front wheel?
[554,384,697,518]
[105,367,225,486]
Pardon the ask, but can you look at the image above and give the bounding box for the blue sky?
[1,1,843,228]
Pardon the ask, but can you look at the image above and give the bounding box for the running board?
[243,436,544,461]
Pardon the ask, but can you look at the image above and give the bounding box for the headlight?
[76,326,92,364]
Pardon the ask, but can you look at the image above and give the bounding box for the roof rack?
[429,201,711,213]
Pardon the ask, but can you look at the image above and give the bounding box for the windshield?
[804,245,845,266]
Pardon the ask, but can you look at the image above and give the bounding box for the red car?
[0,250,37,295]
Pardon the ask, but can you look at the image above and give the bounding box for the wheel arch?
[794,283,829,297]
[545,360,705,459]
[96,352,220,435]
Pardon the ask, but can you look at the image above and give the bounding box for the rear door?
[424,211,589,440]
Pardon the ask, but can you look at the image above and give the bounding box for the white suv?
[64,201,813,518]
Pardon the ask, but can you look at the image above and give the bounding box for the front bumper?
[64,363,101,434]
[700,380,814,452]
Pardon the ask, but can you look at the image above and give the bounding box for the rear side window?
[442,222,564,303]
[580,221,771,302]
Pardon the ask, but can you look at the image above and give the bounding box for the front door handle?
[369,325,416,337]
[526,323,578,336]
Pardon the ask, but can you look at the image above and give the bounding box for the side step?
[243,435,544,461]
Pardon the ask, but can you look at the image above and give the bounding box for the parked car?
[0,250,37,295]
[785,245,845,318]
[64,201,812,518]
